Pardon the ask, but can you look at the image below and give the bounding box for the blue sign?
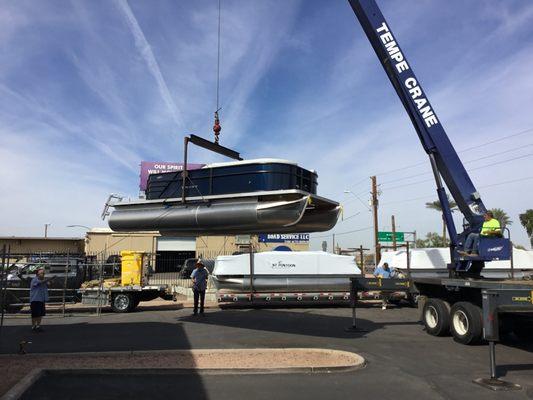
[258,233,310,243]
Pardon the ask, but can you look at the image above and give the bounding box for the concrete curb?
[1,348,366,399]
[0,347,365,362]
[1,369,43,400]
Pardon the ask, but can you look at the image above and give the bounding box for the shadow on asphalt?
[499,332,533,353]
[179,309,420,339]
[0,322,195,354]
[21,371,211,400]
[497,363,533,378]
[3,324,211,400]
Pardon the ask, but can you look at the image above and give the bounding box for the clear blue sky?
[1,0,532,248]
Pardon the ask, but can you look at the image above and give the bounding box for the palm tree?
[425,195,458,242]
[519,209,533,247]
[489,208,512,231]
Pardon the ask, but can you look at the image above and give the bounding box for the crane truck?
[342,0,533,388]
[346,0,532,388]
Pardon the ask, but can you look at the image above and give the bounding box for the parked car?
[180,258,215,278]
[3,256,88,312]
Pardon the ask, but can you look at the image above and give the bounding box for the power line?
[339,211,364,223]
[341,150,528,206]
[345,127,533,189]
[313,175,532,240]
[458,127,533,153]
[381,153,532,191]
[377,127,533,177]
[479,175,533,189]
[379,143,532,186]
[379,175,533,207]
[311,226,373,239]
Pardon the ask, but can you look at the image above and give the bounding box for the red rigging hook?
[213,110,221,143]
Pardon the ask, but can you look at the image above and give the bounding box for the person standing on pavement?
[30,268,55,332]
[191,260,209,316]
[373,262,393,310]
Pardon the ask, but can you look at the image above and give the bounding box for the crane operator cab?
[455,211,511,275]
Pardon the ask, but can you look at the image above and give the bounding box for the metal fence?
[0,248,117,315]
[0,247,238,319]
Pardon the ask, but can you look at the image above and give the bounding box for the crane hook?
[213,110,221,144]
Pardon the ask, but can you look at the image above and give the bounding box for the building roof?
[89,227,114,233]
[0,236,84,241]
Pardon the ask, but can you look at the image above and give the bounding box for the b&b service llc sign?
[258,233,310,243]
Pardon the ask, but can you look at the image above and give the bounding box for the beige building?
[85,229,310,272]
[1,230,309,272]
[0,236,85,255]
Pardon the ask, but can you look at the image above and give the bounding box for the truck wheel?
[111,293,134,313]
[422,298,450,336]
[450,302,483,345]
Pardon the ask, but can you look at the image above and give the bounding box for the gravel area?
[1,348,364,396]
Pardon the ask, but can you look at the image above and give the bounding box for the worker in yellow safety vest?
[459,211,501,257]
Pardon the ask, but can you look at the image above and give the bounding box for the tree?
[425,195,458,242]
[489,208,512,230]
[519,209,533,247]
[415,232,450,248]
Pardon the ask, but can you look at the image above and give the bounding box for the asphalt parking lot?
[1,305,532,399]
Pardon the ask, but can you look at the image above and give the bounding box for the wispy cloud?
[0,0,531,248]
[114,0,183,128]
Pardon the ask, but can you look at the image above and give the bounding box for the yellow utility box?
[120,251,144,286]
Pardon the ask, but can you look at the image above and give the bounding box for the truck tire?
[111,293,134,313]
[422,298,450,336]
[450,302,483,345]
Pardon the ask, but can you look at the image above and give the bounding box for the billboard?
[258,233,310,243]
[139,161,204,191]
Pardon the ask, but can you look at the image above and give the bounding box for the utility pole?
[391,215,397,250]
[332,234,336,254]
[371,176,380,264]
[44,223,51,238]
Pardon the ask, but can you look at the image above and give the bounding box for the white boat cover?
[378,248,533,271]
[213,251,361,276]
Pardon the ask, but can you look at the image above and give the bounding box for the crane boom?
[347,0,510,273]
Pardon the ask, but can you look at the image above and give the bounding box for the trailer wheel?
[422,298,450,336]
[111,293,134,313]
[450,302,483,345]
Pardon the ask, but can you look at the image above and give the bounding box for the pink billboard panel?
[139,161,204,191]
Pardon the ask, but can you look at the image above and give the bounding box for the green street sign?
[378,231,405,242]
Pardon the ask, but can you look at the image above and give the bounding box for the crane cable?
[213,0,222,143]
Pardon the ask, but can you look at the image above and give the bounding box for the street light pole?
[391,215,397,251]
[66,225,91,231]
[371,176,380,264]
[44,223,51,238]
